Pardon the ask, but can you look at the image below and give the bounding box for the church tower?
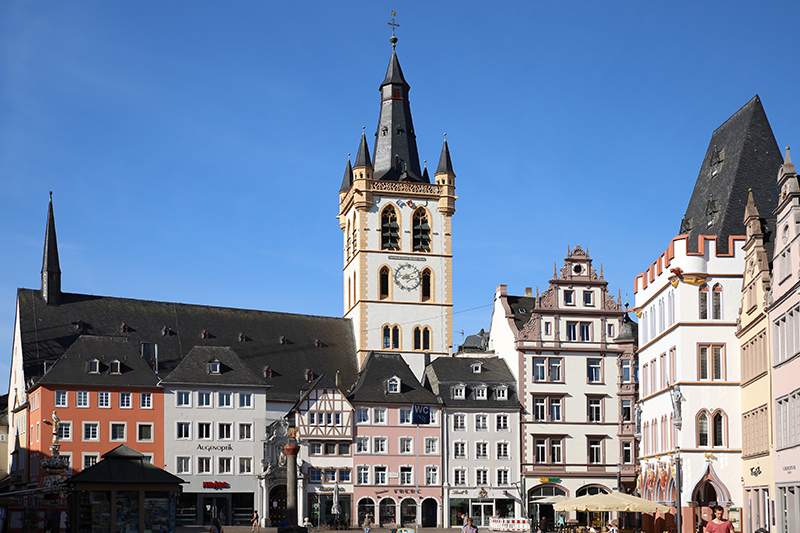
[338,25,456,377]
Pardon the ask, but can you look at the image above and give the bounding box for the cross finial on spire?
[388,11,399,49]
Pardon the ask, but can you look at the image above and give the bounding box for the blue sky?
[2,1,800,391]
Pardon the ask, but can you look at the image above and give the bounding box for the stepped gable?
[347,352,437,405]
[15,288,358,397]
[424,356,519,408]
[679,95,782,254]
[36,336,159,388]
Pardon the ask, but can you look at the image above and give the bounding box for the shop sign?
[203,481,230,490]
[393,489,419,494]
[539,478,561,483]
[197,444,234,453]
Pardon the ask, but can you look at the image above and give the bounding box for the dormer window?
[208,359,221,375]
[453,384,465,399]
[109,360,121,375]
[496,387,508,400]
[87,359,100,374]
[387,376,401,393]
[264,366,273,378]
[475,386,488,400]
[471,362,483,374]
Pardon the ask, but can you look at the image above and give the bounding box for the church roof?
[16,288,359,401]
[381,50,409,89]
[339,156,353,193]
[435,138,455,176]
[679,95,782,254]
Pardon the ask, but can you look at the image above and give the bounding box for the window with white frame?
[400,437,413,454]
[140,392,152,409]
[177,422,191,440]
[430,408,439,424]
[239,393,252,408]
[119,392,132,409]
[218,457,232,474]
[550,398,562,421]
[198,422,212,440]
[475,386,487,400]
[567,322,578,341]
[218,392,232,407]
[454,414,466,431]
[176,391,190,407]
[588,397,603,422]
[497,442,509,459]
[357,465,369,484]
[425,437,438,454]
[198,392,211,407]
[339,469,351,483]
[698,344,724,380]
[77,391,89,408]
[55,391,68,407]
[387,377,400,393]
[84,454,99,469]
[496,414,509,431]
[476,469,488,485]
[373,437,387,453]
[356,436,369,453]
[198,457,211,474]
[399,408,412,424]
[356,408,369,423]
[218,423,232,440]
[496,387,508,400]
[535,439,546,463]
[454,469,466,486]
[588,439,602,464]
[587,360,602,382]
[239,457,252,474]
[239,423,252,440]
[137,423,153,442]
[309,442,322,455]
[83,422,99,441]
[454,442,466,459]
[98,391,110,408]
[550,439,563,463]
[497,469,509,485]
[425,466,438,485]
[453,385,465,399]
[400,466,413,485]
[374,408,387,424]
[374,466,387,484]
[476,442,488,459]
[176,457,190,474]
[534,358,546,380]
[110,423,126,441]
[534,398,546,421]
[57,421,71,441]
[475,414,488,431]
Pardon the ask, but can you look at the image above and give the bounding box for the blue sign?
[412,404,430,424]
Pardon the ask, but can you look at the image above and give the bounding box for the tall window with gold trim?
[381,205,400,250]
[412,208,430,252]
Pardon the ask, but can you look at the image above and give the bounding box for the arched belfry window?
[421,268,432,302]
[412,209,431,252]
[699,284,709,320]
[381,205,400,251]
[712,284,722,319]
[383,325,401,350]
[413,326,432,351]
[379,266,391,300]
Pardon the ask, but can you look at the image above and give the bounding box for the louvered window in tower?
[421,269,432,302]
[381,206,400,250]
[412,209,431,252]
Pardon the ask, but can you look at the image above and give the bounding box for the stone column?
[285,429,300,526]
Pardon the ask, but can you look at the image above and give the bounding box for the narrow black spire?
[339,155,354,193]
[372,41,423,182]
[435,137,455,176]
[354,130,372,168]
[41,191,61,305]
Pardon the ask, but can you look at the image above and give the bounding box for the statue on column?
[670,385,683,422]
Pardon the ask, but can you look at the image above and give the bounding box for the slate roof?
[16,288,359,402]
[435,138,455,176]
[161,346,267,387]
[36,336,160,388]
[347,352,437,405]
[69,444,184,485]
[505,295,537,332]
[679,95,782,254]
[616,313,638,341]
[424,356,520,409]
[339,157,353,193]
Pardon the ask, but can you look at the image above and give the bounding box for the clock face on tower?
[394,263,421,291]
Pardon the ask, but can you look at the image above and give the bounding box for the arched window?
[698,411,709,446]
[379,498,396,525]
[357,498,375,527]
[392,326,400,349]
[379,266,390,300]
[352,219,357,255]
[412,208,431,252]
[384,325,401,349]
[381,205,400,250]
[713,411,725,447]
[699,284,709,319]
[712,284,722,319]
[346,219,351,259]
[423,328,431,351]
[414,326,431,351]
[383,326,391,349]
[421,268,432,302]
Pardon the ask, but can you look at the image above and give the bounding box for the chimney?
[524,287,532,297]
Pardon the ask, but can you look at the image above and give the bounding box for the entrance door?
[203,496,229,525]
[421,498,437,527]
[470,501,493,527]
[270,485,288,526]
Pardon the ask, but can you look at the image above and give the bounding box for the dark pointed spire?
[41,191,61,305]
[381,49,409,89]
[339,155,353,193]
[354,129,372,168]
[422,160,429,182]
[435,136,455,176]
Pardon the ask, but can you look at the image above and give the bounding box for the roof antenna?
[388,11,399,49]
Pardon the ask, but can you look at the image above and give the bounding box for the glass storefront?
[450,498,515,527]
[75,490,176,533]
[307,493,352,528]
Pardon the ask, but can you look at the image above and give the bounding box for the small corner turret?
[435,136,456,216]
[41,192,61,306]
